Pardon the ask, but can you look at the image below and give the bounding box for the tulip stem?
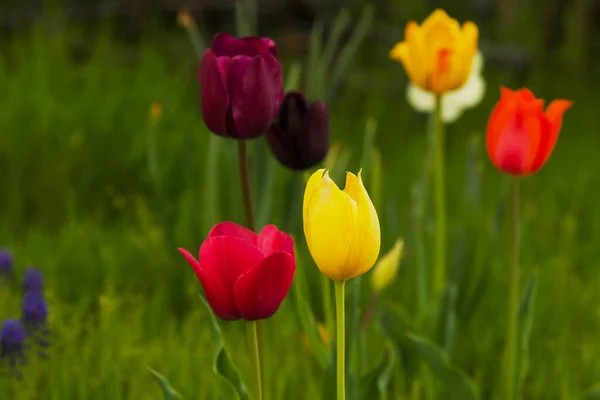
[505,179,520,400]
[246,321,263,400]
[237,139,267,398]
[237,140,256,231]
[334,280,346,400]
[432,95,447,299]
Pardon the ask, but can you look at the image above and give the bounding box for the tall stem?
[432,95,447,298]
[236,140,267,398]
[246,321,263,400]
[335,280,346,400]
[505,179,520,400]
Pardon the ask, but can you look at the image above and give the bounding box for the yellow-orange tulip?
[389,9,479,94]
[303,169,380,281]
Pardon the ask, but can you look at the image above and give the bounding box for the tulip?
[486,87,572,176]
[198,33,284,139]
[266,92,329,170]
[371,239,404,294]
[178,222,295,321]
[389,9,479,94]
[303,169,380,282]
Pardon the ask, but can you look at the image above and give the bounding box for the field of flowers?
[1,2,600,400]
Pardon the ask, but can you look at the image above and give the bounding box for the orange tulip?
[486,87,572,176]
[389,9,479,94]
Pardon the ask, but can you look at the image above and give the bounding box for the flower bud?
[371,239,404,293]
[266,92,329,170]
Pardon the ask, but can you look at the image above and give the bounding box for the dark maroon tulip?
[198,33,284,139]
[266,92,329,170]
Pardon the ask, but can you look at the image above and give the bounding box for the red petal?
[231,53,283,139]
[529,99,572,173]
[178,247,239,320]
[198,49,229,136]
[258,225,295,258]
[208,221,258,245]
[233,252,295,320]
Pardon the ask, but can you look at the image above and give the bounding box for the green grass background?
[1,4,600,399]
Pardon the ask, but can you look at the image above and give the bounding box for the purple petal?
[211,33,279,59]
[198,49,230,136]
[231,53,283,139]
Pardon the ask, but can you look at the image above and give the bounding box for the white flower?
[406,51,486,124]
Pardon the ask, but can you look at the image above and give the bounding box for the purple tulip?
[198,33,284,139]
[0,319,26,378]
[0,249,14,283]
[266,92,329,170]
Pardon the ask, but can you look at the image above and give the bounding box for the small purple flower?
[0,249,14,284]
[22,267,43,294]
[22,291,48,333]
[0,319,26,378]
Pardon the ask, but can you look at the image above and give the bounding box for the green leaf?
[306,19,325,98]
[199,296,247,399]
[355,341,397,400]
[515,274,537,400]
[327,4,374,100]
[359,117,377,183]
[148,368,182,399]
[321,9,352,73]
[406,332,479,400]
[202,135,222,234]
[284,62,303,92]
[434,283,458,354]
[582,386,600,399]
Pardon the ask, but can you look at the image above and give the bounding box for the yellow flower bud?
[177,9,193,28]
[389,9,479,94]
[303,169,380,281]
[371,239,404,293]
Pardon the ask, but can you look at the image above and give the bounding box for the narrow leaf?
[515,274,537,400]
[148,368,182,400]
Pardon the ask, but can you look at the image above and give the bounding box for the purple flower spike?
[198,33,284,139]
[22,267,44,294]
[0,249,14,284]
[22,291,48,333]
[0,319,27,378]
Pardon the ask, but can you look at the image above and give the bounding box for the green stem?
[335,280,346,400]
[505,179,520,400]
[432,95,447,298]
[237,140,267,397]
[246,321,263,400]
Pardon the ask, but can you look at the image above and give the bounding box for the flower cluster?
[0,250,49,378]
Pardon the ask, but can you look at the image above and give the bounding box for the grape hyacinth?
[22,267,44,294]
[0,319,27,378]
[0,249,14,284]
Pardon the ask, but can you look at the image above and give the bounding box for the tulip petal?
[303,168,327,234]
[231,53,283,139]
[208,221,258,245]
[304,171,357,281]
[178,247,239,320]
[301,101,330,167]
[529,99,572,172]
[234,252,295,320]
[198,49,229,136]
[199,237,264,316]
[258,225,295,258]
[343,171,381,279]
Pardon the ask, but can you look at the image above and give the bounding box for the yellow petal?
[421,9,461,46]
[303,168,327,237]
[371,238,404,293]
[304,172,357,281]
[389,22,428,89]
[453,21,479,88]
[343,170,381,279]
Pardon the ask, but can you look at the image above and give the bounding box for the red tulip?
[198,33,284,139]
[178,222,295,321]
[486,87,572,176]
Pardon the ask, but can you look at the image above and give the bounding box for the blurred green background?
[1,0,599,399]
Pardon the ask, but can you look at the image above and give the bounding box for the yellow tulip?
[389,9,479,94]
[303,169,380,281]
[371,239,404,293]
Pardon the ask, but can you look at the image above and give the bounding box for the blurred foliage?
[0,2,600,399]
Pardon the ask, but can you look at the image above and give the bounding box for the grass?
[1,11,600,400]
